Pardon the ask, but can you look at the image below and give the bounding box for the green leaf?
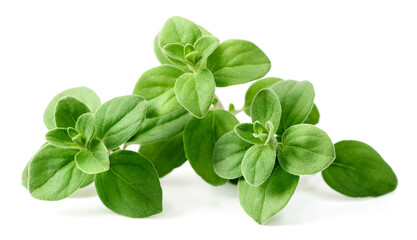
[206,40,271,87]
[154,33,173,65]
[79,174,94,188]
[22,161,29,189]
[139,133,187,178]
[162,43,186,63]
[75,113,95,146]
[95,95,147,150]
[194,36,219,58]
[54,96,90,128]
[185,51,199,64]
[238,166,299,224]
[174,69,215,118]
[322,140,397,197]
[244,77,282,115]
[28,144,87,200]
[95,150,162,218]
[75,138,109,174]
[158,16,202,48]
[278,124,335,175]
[43,87,101,130]
[134,65,184,118]
[241,144,276,186]
[45,128,80,149]
[128,108,190,145]
[234,123,265,145]
[213,131,252,179]
[251,88,281,133]
[184,109,238,185]
[304,104,320,125]
[271,80,315,135]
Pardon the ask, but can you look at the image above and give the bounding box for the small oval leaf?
[206,39,271,87]
[241,144,276,186]
[174,69,215,118]
[75,138,109,174]
[278,124,335,175]
[213,131,253,179]
[54,96,90,128]
[238,167,299,224]
[95,95,147,150]
[95,150,162,218]
[322,140,397,197]
[251,88,281,133]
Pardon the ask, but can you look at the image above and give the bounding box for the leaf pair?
[135,16,271,119]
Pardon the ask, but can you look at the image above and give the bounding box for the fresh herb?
[22,16,397,224]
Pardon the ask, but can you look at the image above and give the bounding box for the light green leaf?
[184,109,238,186]
[75,138,109,174]
[304,104,320,125]
[154,33,173,65]
[278,124,335,175]
[241,144,276,186]
[251,88,281,133]
[45,128,80,149]
[95,150,162,218]
[185,51,199,64]
[198,25,212,36]
[128,108,191,145]
[139,133,187,178]
[54,96,90,128]
[238,166,299,224]
[194,36,219,58]
[28,144,87,200]
[158,16,202,47]
[322,140,397,197]
[213,131,252,179]
[43,87,100,130]
[234,123,265,145]
[206,40,271,87]
[95,95,147,150]
[174,69,215,118]
[162,43,186,63]
[134,65,184,118]
[22,143,48,189]
[271,80,315,135]
[75,113,95,146]
[244,77,282,115]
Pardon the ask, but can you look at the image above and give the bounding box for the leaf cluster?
[22,16,397,224]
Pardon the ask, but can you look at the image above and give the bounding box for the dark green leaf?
[241,144,276,186]
[238,167,299,224]
[75,138,109,174]
[184,109,238,185]
[95,150,162,218]
[174,69,215,118]
[244,77,282,115]
[278,124,335,175]
[43,87,100,130]
[128,108,191,145]
[322,140,397,197]
[54,96,90,128]
[95,95,147,150]
[271,80,315,135]
[28,144,87,200]
[206,40,271,87]
[134,65,185,118]
[139,133,187,178]
[213,131,252,179]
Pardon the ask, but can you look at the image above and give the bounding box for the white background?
[1,0,416,239]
